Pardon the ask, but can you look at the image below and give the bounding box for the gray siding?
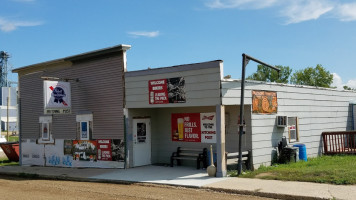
[222,80,356,168]
[125,61,222,108]
[18,53,125,139]
[127,106,217,167]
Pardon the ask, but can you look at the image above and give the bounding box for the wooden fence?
[322,131,356,155]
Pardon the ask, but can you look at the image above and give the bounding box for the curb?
[0,171,331,200]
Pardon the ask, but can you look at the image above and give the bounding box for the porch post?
[216,104,226,177]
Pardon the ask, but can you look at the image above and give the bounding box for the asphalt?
[0,164,355,200]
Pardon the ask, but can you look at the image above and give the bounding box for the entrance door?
[133,118,151,167]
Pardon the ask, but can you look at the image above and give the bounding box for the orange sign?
[252,90,277,114]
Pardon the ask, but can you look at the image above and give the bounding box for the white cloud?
[346,79,356,89]
[331,73,356,90]
[204,0,356,23]
[0,17,43,32]
[281,0,333,24]
[127,31,160,38]
[205,0,278,9]
[331,73,343,90]
[336,2,356,21]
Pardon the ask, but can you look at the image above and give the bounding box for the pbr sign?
[44,81,71,114]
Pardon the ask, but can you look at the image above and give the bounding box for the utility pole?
[238,54,280,175]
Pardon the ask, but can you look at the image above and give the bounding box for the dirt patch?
[255,172,277,178]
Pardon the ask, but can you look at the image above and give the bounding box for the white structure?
[0,87,17,133]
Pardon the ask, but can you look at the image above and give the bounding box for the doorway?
[133,118,151,167]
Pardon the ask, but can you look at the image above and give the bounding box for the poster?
[171,112,216,143]
[72,140,97,161]
[200,112,217,143]
[172,113,201,142]
[44,81,71,114]
[149,77,186,104]
[63,140,73,155]
[97,140,112,161]
[111,139,125,161]
[252,90,278,114]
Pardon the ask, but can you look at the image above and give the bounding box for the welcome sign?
[44,81,72,114]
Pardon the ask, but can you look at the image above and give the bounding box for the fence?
[322,131,356,155]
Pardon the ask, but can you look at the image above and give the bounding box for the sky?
[1,0,356,89]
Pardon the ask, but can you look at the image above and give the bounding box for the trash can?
[293,144,307,161]
[279,147,298,164]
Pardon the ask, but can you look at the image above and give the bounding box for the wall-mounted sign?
[252,90,277,114]
[171,112,216,143]
[72,140,97,162]
[97,139,112,161]
[149,77,186,104]
[44,81,71,114]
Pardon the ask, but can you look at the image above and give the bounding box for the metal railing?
[322,131,356,155]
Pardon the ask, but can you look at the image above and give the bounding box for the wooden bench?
[170,147,208,169]
[226,150,253,170]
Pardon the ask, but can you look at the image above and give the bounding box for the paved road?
[0,175,275,200]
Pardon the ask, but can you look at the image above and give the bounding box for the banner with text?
[149,77,186,104]
[171,112,216,143]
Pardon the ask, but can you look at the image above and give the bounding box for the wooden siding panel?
[18,54,125,140]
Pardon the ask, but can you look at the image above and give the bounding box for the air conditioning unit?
[276,116,287,127]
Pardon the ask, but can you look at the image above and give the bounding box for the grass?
[0,157,18,166]
[229,155,356,185]
[7,136,19,142]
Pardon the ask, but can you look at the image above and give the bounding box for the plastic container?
[293,144,307,161]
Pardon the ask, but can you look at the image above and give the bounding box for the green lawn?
[7,136,19,142]
[229,155,356,185]
[0,157,18,166]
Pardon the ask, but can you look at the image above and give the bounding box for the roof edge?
[13,44,131,73]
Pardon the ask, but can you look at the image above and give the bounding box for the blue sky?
[1,0,356,89]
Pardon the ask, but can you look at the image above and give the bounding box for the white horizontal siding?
[221,80,356,168]
[125,62,222,108]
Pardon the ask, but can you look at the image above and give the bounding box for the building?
[13,44,356,176]
[0,87,18,133]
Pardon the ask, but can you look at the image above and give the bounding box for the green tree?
[290,64,333,88]
[343,85,353,90]
[247,65,292,84]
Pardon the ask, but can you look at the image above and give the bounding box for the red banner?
[149,79,169,104]
[97,139,112,161]
[171,113,201,142]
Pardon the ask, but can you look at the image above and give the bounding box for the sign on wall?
[252,90,278,114]
[44,81,71,114]
[72,140,97,161]
[171,112,216,143]
[97,139,112,161]
[149,77,186,104]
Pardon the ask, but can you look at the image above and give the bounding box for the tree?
[290,64,333,88]
[247,65,292,84]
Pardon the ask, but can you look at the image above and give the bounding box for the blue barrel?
[293,144,307,161]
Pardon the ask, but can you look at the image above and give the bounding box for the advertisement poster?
[172,113,201,142]
[149,77,186,104]
[111,139,125,161]
[44,81,71,114]
[252,90,278,114]
[97,139,112,161]
[72,140,97,161]
[63,140,73,155]
[200,112,217,143]
[148,79,169,104]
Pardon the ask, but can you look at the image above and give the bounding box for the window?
[41,122,50,141]
[38,115,53,143]
[288,117,299,143]
[76,112,93,140]
[80,121,89,140]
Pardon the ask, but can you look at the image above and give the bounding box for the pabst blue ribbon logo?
[49,86,68,106]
